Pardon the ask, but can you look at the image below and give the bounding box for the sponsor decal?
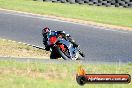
[76,66,131,85]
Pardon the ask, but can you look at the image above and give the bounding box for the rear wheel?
[56,46,71,60]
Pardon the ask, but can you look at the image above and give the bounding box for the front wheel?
[76,54,85,60]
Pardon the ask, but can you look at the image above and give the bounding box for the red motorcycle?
[47,34,85,60]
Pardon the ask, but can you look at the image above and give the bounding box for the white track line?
[1,38,45,50]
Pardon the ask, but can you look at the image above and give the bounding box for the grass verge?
[0,0,132,27]
[0,60,132,88]
[0,38,50,58]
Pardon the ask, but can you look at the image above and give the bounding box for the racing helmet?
[42,27,51,35]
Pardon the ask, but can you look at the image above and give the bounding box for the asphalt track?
[0,10,132,63]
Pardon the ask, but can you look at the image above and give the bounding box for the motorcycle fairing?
[57,38,79,59]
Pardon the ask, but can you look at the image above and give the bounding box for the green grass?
[0,38,50,58]
[0,60,132,88]
[0,0,132,27]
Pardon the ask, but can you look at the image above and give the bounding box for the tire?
[52,0,57,2]
[60,0,67,3]
[88,1,94,5]
[102,1,107,6]
[76,53,84,60]
[68,0,76,4]
[119,1,126,6]
[115,3,120,7]
[123,4,129,8]
[76,0,84,4]
[43,0,51,2]
[128,2,132,7]
[110,0,116,5]
[97,3,102,6]
[56,45,84,60]
[83,0,89,3]
[105,3,111,7]
[35,0,43,1]
[93,0,98,4]
[56,47,70,60]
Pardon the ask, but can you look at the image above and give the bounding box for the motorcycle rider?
[42,27,85,58]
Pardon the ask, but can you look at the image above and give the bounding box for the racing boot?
[45,45,50,51]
